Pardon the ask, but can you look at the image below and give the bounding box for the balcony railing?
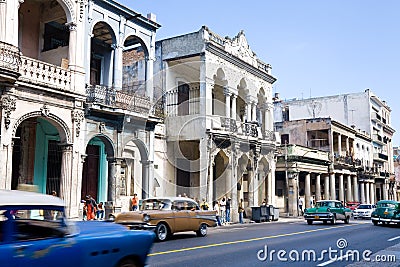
[373,152,388,161]
[242,122,258,138]
[19,56,71,91]
[0,41,21,73]
[86,85,151,115]
[221,117,238,132]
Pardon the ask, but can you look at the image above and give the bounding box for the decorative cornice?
[206,43,277,84]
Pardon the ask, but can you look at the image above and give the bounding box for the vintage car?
[353,204,376,219]
[371,200,400,226]
[0,189,154,267]
[346,201,360,211]
[113,197,217,241]
[304,200,352,225]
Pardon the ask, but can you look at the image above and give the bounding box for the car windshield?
[315,201,335,208]
[358,205,372,209]
[141,199,171,210]
[377,202,396,208]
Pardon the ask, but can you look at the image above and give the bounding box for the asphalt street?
[147,218,400,267]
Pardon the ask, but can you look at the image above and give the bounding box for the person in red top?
[131,193,139,211]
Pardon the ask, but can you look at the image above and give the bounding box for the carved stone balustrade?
[0,41,21,83]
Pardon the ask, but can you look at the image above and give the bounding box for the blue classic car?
[0,190,154,267]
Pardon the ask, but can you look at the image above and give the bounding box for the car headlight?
[143,214,150,222]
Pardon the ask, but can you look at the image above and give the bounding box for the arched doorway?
[213,151,229,201]
[11,117,65,195]
[82,136,114,203]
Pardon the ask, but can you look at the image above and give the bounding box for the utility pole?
[284,141,289,216]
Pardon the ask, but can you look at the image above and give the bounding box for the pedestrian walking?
[213,200,222,226]
[200,198,209,210]
[96,202,104,220]
[225,197,231,223]
[219,197,226,224]
[131,193,139,211]
[299,197,304,216]
[239,199,244,224]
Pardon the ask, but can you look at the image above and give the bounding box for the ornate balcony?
[0,41,21,83]
[242,122,258,138]
[86,85,151,115]
[221,117,238,132]
[19,56,71,92]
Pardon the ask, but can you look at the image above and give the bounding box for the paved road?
[147,219,400,267]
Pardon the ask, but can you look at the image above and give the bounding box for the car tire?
[344,216,350,224]
[307,220,313,225]
[331,215,336,225]
[196,223,208,237]
[118,258,140,267]
[372,221,378,226]
[323,221,328,224]
[155,222,169,242]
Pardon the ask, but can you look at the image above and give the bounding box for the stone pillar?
[315,174,321,201]
[270,160,276,206]
[330,173,336,200]
[231,151,239,222]
[370,183,375,204]
[146,54,155,101]
[141,160,152,199]
[0,0,6,42]
[247,166,254,208]
[252,102,257,123]
[345,136,350,154]
[59,144,73,217]
[338,134,342,156]
[199,137,208,201]
[207,161,215,204]
[231,94,237,120]
[365,182,370,204]
[360,182,365,204]
[346,175,352,202]
[338,174,344,202]
[224,87,231,119]
[113,45,123,89]
[383,180,389,200]
[353,175,359,202]
[107,159,118,203]
[305,172,311,208]
[67,23,78,68]
[324,174,330,200]
[148,131,155,197]
[246,102,252,122]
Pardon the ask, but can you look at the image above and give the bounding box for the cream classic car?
[113,197,217,241]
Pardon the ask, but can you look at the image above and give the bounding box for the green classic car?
[371,200,400,226]
[304,200,352,225]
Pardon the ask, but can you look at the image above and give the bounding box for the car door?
[333,202,345,219]
[173,201,195,232]
[12,218,80,267]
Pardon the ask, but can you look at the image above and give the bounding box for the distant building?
[274,89,396,205]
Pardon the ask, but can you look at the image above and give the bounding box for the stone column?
[199,137,208,201]
[315,174,321,201]
[353,175,359,202]
[252,102,257,123]
[360,182,365,204]
[141,160,152,199]
[330,173,336,200]
[338,134,342,156]
[345,136,349,155]
[383,180,389,200]
[305,172,311,208]
[113,45,123,89]
[231,94,237,120]
[324,174,330,200]
[370,183,375,204]
[246,102,252,122]
[231,151,239,223]
[338,174,344,202]
[107,158,118,203]
[208,161,215,203]
[365,182,370,204]
[59,144,73,217]
[270,159,276,206]
[247,165,254,208]
[346,175,353,202]
[148,131,155,197]
[224,87,231,120]
[0,0,7,42]
[146,52,155,101]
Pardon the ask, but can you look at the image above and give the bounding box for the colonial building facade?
[152,27,279,221]
[274,89,396,207]
[0,0,160,218]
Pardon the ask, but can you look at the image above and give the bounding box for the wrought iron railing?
[86,84,151,115]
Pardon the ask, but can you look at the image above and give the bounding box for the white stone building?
[153,27,279,221]
[274,89,396,203]
[0,0,161,218]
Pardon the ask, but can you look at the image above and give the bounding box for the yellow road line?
[149,224,357,256]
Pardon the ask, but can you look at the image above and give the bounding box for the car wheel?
[372,221,378,226]
[307,220,313,225]
[196,223,208,237]
[118,258,140,267]
[155,223,169,242]
[331,215,336,225]
[323,221,328,224]
[344,216,350,224]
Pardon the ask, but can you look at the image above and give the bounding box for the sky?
[120,0,399,147]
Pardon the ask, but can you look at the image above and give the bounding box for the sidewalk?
[212,216,305,228]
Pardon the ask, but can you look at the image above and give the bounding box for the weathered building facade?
[274,89,396,205]
[153,27,279,221]
[0,0,160,218]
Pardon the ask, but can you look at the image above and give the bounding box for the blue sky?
[120,0,399,146]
